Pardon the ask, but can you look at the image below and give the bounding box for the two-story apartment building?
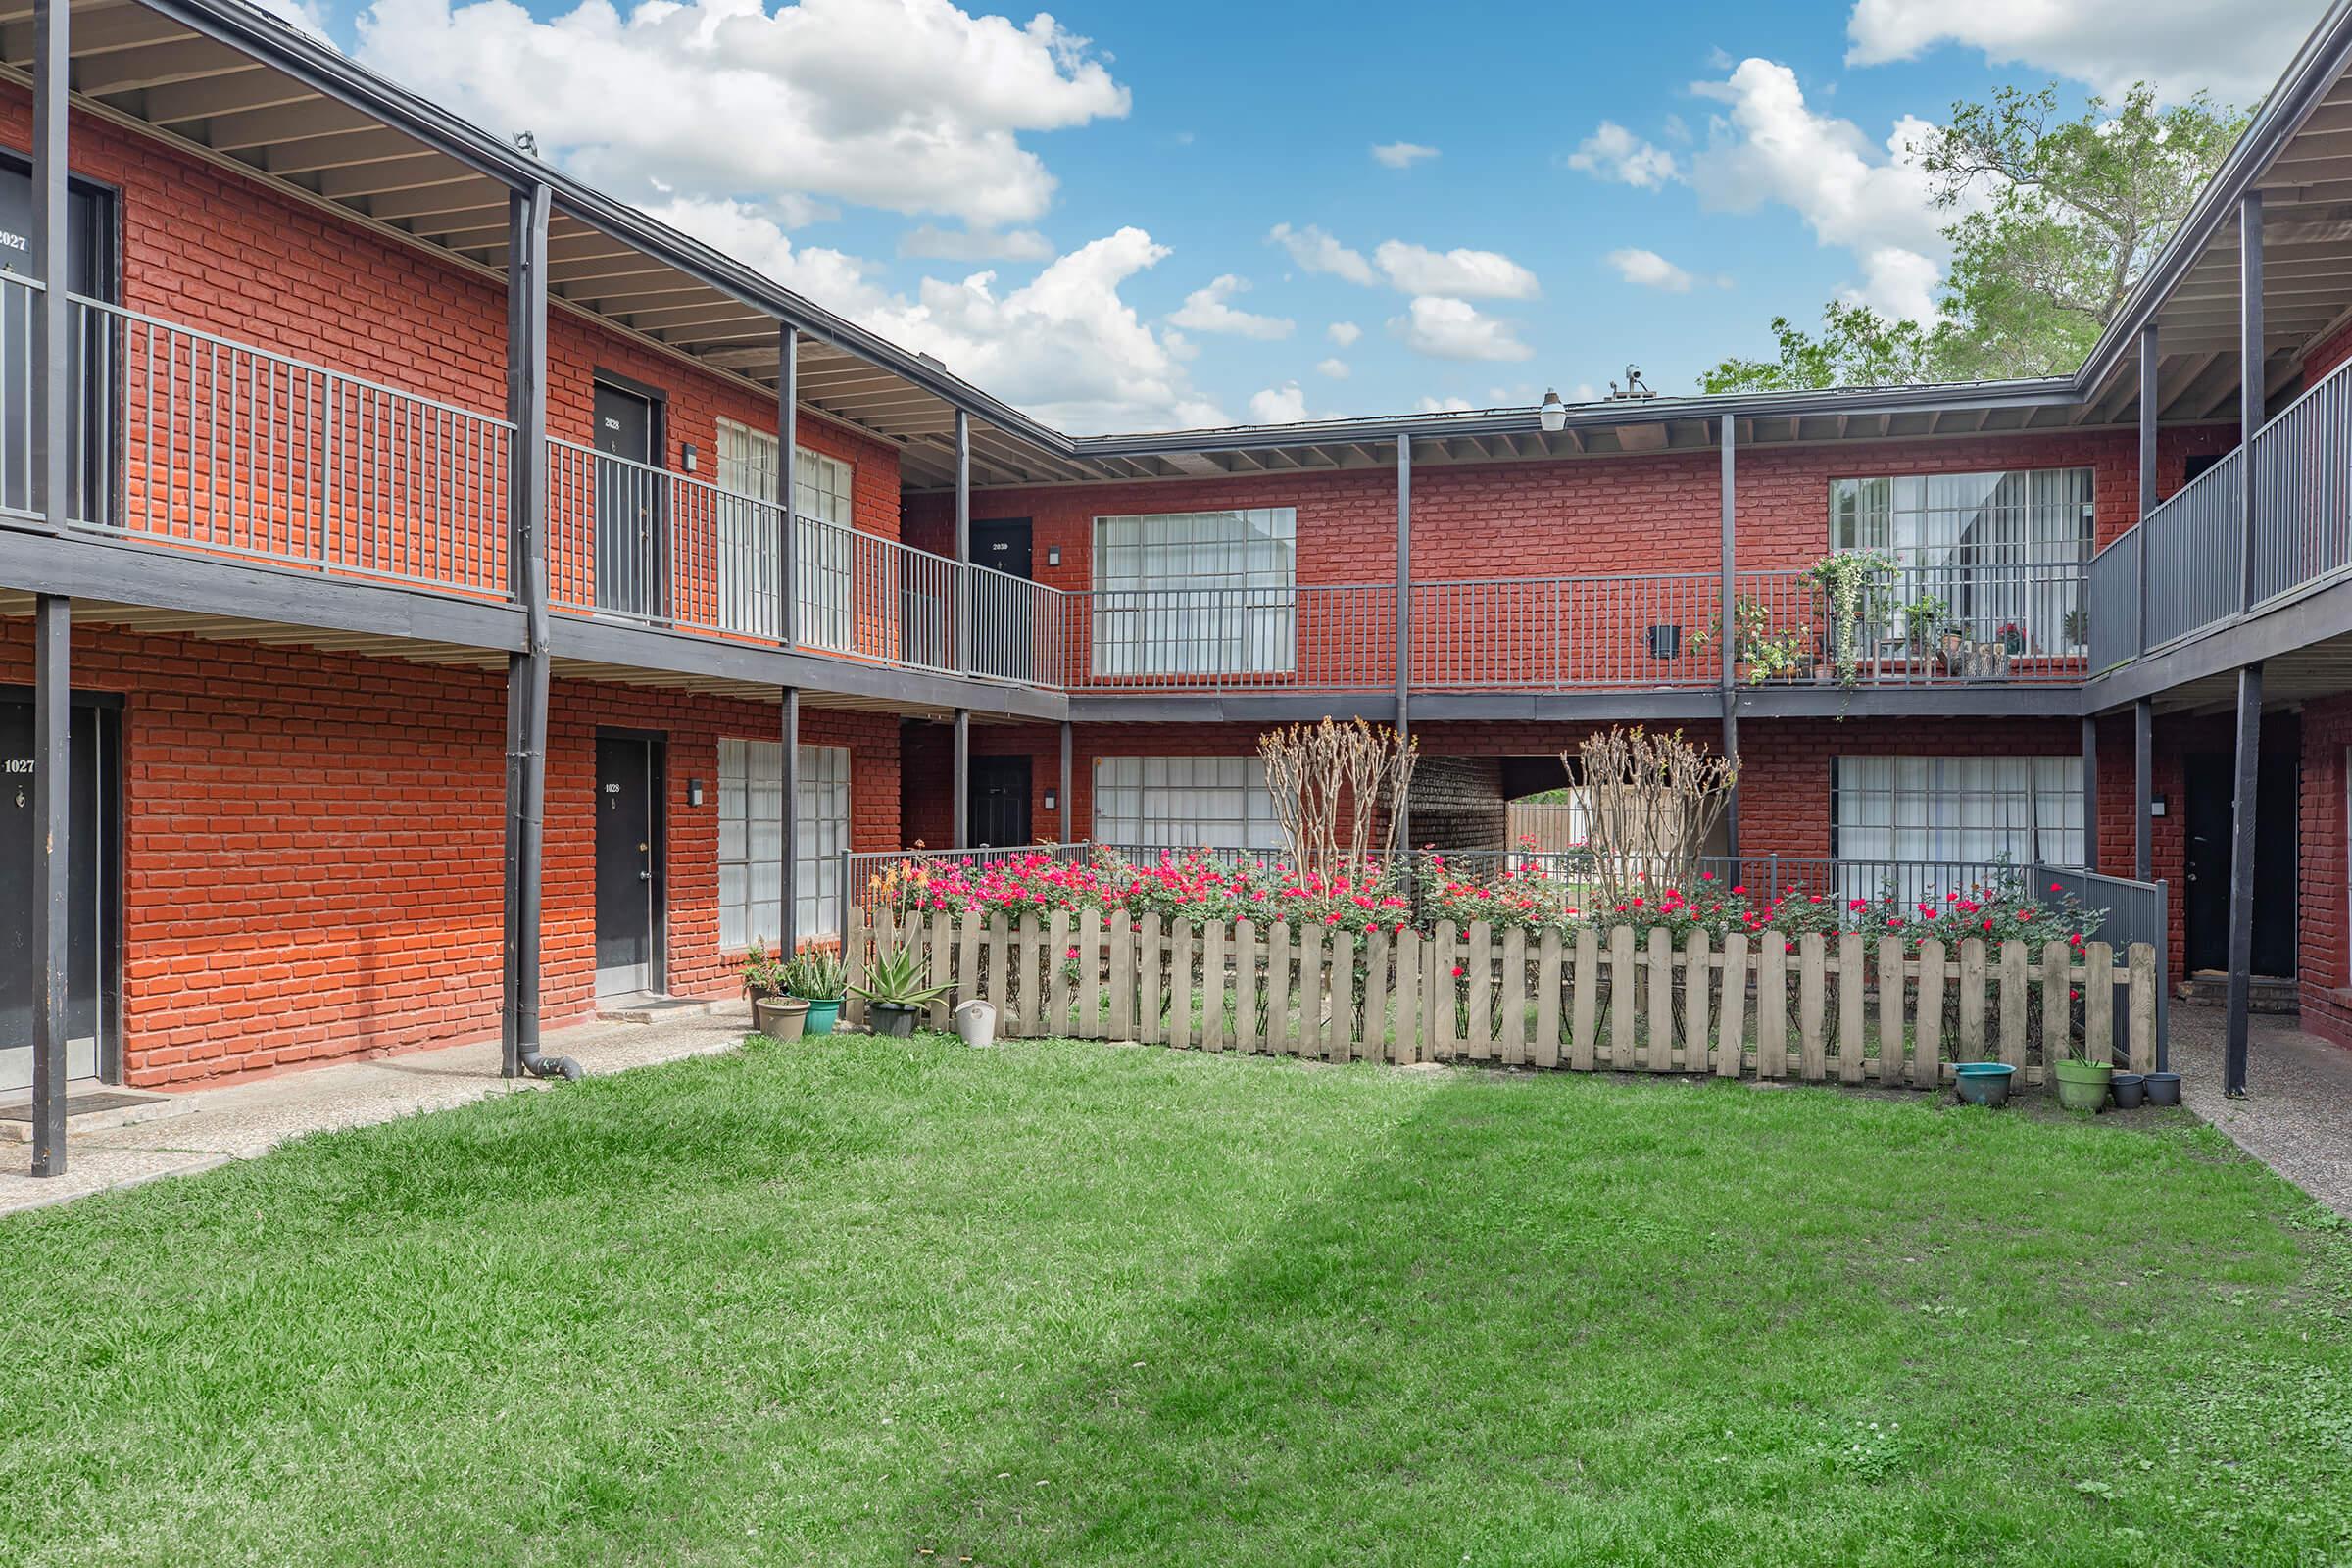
[11,0,2352,1171]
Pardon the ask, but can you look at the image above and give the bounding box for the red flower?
[1450,964,1465,978]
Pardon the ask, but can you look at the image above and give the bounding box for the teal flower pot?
[1954,1061,2015,1107]
[799,996,844,1036]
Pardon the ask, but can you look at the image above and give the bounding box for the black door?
[594,381,663,619]
[967,516,1034,679]
[2182,750,2298,976]
[0,700,118,1093]
[595,734,663,996]
[0,157,113,522]
[967,756,1032,848]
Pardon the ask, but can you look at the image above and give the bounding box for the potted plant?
[1998,620,2027,657]
[850,941,953,1037]
[782,945,849,1037]
[741,938,784,1001]
[1954,1061,2015,1107]
[1800,550,1898,689]
[2109,1069,2147,1109]
[2142,1070,2182,1106]
[2052,1040,2114,1112]
[2062,606,2089,648]
[1902,594,1950,661]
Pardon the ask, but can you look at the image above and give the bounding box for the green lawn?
[3,1037,2348,1567]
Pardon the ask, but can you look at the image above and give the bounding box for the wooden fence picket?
[1998,940,2028,1068]
[1646,926,1675,1072]
[1465,921,1494,1061]
[928,909,955,1029]
[1570,927,1598,1071]
[1297,922,1324,1059]
[1266,920,1296,1055]
[1234,917,1261,1054]
[1683,927,1708,1075]
[2042,941,2074,1066]
[1958,938,1986,1061]
[1391,929,1422,1062]
[1010,913,1038,1039]
[1797,932,1826,1081]
[1500,926,1528,1066]
[1536,928,1564,1070]
[1876,937,1905,1086]
[1200,920,1228,1053]
[1916,938,1945,1083]
[1607,925,1635,1070]
[1362,929,1390,1062]
[1756,931,1787,1078]
[1175,920,1200,1048]
[2128,943,2156,1072]
[1716,930,1746,1078]
[843,907,869,1028]
[1838,931,1865,1084]
[1433,920,1460,1060]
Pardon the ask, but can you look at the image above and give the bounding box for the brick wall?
[0,624,899,1086]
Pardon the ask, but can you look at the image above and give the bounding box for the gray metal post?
[2081,714,2099,871]
[1719,413,1741,856]
[2137,324,2158,654]
[2239,190,2264,614]
[2133,698,2154,883]
[1058,719,1074,846]
[28,596,69,1176]
[777,323,799,651]
[1395,431,1412,856]
[955,410,972,672]
[952,708,970,849]
[499,181,571,1083]
[780,686,800,955]
[2224,662,2263,1097]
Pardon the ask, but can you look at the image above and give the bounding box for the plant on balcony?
[1901,594,1953,659]
[1999,621,2028,656]
[2062,607,2089,648]
[1690,595,1810,684]
[1800,550,1898,689]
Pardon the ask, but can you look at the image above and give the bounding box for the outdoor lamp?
[1538,389,1567,433]
[688,778,705,808]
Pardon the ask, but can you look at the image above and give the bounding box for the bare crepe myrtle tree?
[1572,726,1738,909]
[1259,717,1418,884]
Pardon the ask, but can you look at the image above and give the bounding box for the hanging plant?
[1800,550,1898,690]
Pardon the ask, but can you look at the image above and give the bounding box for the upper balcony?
[1,274,2095,715]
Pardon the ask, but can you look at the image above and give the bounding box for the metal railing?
[2144,444,2244,649]
[0,275,513,594]
[2085,528,2139,673]
[1064,583,1394,690]
[2250,355,2352,608]
[1409,572,1721,688]
[1733,555,2089,685]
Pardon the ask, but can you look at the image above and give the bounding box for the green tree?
[1702,82,2248,393]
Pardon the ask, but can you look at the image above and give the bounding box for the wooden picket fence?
[844,909,2159,1085]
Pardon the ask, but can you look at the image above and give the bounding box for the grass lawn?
[3,1037,2348,1567]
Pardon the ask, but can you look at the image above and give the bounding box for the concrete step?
[2175,971,2300,1014]
[596,993,749,1025]
[0,1087,195,1144]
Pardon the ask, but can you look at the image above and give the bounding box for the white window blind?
[1829,468,2094,653]
[1091,508,1297,675]
[1833,754,2083,904]
[718,739,851,947]
[713,418,855,647]
[1092,756,1283,851]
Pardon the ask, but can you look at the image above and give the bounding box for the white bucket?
[954,999,999,1048]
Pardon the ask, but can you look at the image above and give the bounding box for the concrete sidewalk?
[1,1002,756,1216]
[2168,1006,2352,1218]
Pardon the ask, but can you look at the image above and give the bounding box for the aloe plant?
[849,943,953,1009]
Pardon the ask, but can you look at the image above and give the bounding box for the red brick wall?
[0,86,900,539]
[0,624,900,1086]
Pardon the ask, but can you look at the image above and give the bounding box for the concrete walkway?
[2169,1005,2352,1218]
[0,1002,756,1216]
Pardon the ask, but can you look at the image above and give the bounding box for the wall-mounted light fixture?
[1047,545,1062,567]
[1043,788,1058,812]
[2149,795,2168,817]
[1537,388,1567,433]
[688,777,705,808]
[681,443,699,472]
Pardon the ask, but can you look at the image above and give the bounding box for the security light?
[1537,388,1567,433]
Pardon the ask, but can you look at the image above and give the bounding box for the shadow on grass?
[890,1065,2343,1568]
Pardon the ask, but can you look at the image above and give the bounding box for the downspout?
[510,177,578,1083]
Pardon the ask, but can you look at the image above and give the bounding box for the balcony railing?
[0,280,2108,700]
[2088,348,2352,665]
[0,273,513,595]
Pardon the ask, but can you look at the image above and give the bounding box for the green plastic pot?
[2052,1058,2114,1112]
[799,996,844,1036]
[1954,1061,2015,1107]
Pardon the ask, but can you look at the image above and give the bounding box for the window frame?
[717,738,853,948]
[1091,755,1285,852]
[1089,507,1298,677]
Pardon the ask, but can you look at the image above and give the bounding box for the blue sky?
[291,0,2327,432]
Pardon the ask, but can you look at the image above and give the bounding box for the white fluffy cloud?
[355,0,1130,226]
[1168,274,1295,340]
[1326,320,1362,347]
[1248,382,1313,422]
[1565,121,1681,188]
[1606,247,1707,293]
[1389,296,1534,363]
[1689,58,1949,319]
[644,194,882,305]
[1845,0,2319,102]
[1414,394,1475,413]
[1315,357,1350,379]
[1374,240,1541,301]
[1269,222,1376,286]
[1371,140,1440,169]
[898,224,1054,262]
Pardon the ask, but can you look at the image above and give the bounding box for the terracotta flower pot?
[754,995,809,1041]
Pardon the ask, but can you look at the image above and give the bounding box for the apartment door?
[968,516,1034,678]
[0,157,114,521]
[595,733,665,997]
[967,756,1031,848]
[593,379,664,619]
[0,699,119,1094]
[2182,749,2298,976]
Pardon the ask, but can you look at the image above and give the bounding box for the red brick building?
[8,0,2352,1165]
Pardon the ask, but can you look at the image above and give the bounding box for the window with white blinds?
[717,739,852,947]
[713,419,856,648]
[1829,468,2094,653]
[1092,756,1283,851]
[1834,754,2083,875]
[1092,508,1297,675]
